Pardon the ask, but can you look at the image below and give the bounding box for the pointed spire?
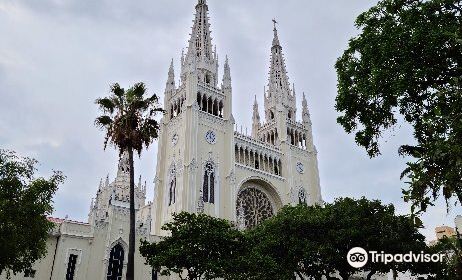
[272,18,280,47]
[252,95,261,138]
[105,174,109,187]
[253,95,260,121]
[186,0,213,61]
[138,175,142,189]
[268,20,290,96]
[222,56,232,90]
[264,19,297,123]
[166,59,176,92]
[116,151,130,179]
[302,92,311,124]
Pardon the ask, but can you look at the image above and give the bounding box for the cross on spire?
[272,18,278,30]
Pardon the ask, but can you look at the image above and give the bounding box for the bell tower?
[152,0,235,236]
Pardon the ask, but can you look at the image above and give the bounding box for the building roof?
[47,216,89,225]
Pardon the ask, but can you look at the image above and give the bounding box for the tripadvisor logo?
[347,247,368,268]
[347,247,445,268]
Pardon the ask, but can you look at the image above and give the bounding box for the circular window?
[236,187,274,229]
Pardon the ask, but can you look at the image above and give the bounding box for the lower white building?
[1,153,159,280]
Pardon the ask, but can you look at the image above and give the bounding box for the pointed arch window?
[298,188,307,205]
[202,162,215,203]
[107,244,124,280]
[169,166,176,206]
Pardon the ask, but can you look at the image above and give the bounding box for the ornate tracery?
[237,187,274,229]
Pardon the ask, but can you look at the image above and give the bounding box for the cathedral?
[1,1,323,279]
[151,0,322,235]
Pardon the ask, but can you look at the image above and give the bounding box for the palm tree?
[95,82,163,280]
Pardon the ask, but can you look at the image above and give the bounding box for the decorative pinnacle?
[272,19,280,47]
[168,59,174,74]
[272,18,278,30]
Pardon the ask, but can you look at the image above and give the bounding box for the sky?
[0,0,460,241]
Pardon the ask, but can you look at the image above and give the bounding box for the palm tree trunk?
[366,270,376,280]
[126,148,135,280]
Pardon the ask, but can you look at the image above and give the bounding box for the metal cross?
[272,18,278,29]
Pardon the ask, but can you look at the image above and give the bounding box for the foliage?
[95,82,163,280]
[426,235,462,279]
[335,0,462,213]
[145,199,427,280]
[0,150,64,276]
[323,198,426,279]
[243,198,427,280]
[95,82,164,157]
[140,212,244,280]
[243,204,330,280]
[141,199,430,279]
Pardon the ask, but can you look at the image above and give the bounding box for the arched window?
[298,188,307,205]
[107,244,124,280]
[169,166,176,206]
[202,162,215,203]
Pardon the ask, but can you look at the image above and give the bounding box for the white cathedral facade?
[1,1,324,279]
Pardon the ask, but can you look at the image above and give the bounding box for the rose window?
[237,187,274,229]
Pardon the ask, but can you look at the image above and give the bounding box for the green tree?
[240,198,427,280]
[140,212,244,280]
[322,198,427,279]
[426,235,462,279]
[0,150,64,277]
[243,204,331,280]
[95,82,163,280]
[335,0,462,213]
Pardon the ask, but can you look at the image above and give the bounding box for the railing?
[234,132,281,153]
[198,82,225,98]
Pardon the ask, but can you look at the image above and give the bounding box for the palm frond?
[95,98,115,114]
[148,94,159,103]
[111,83,124,97]
[95,115,113,128]
[132,82,146,99]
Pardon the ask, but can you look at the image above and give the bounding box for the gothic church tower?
[153,0,235,235]
[152,0,322,235]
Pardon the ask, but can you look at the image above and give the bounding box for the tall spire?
[302,92,311,125]
[165,59,176,92]
[181,0,218,85]
[267,20,291,98]
[252,95,261,138]
[186,0,213,62]
[264,20,297,123]
[222,56,231,90]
